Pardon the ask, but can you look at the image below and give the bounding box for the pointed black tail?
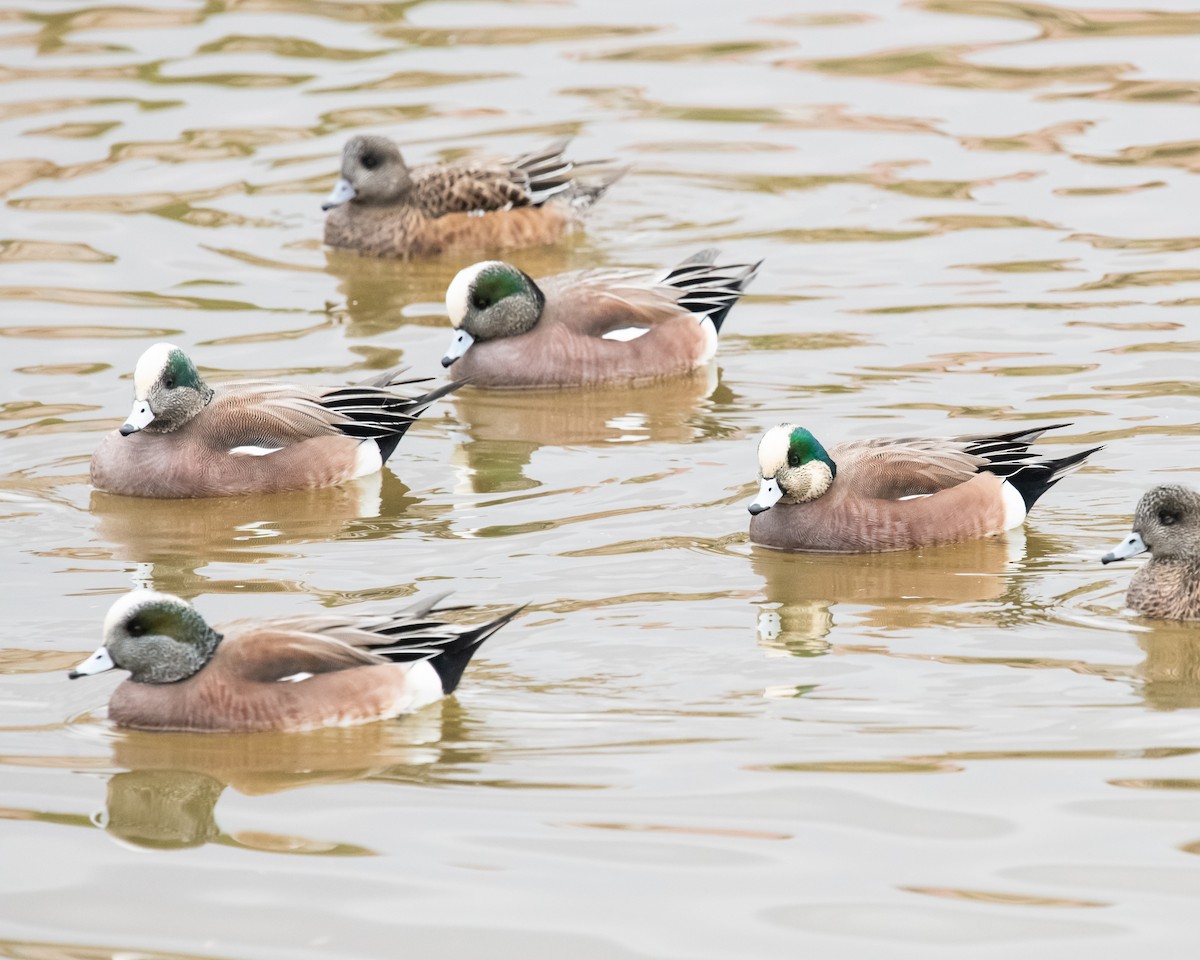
[999,445,1104,511]
[323,372,463,465]
[661,248,762,334]
[362,600,524,695]
[425,606,524,694]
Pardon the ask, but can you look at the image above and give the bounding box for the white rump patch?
[229,445,284,457]
[697,316,718,363]
[134,342,178,400]
[277,672,314,683]
[402,658,445,712]
[352,440,383,479]
[601,326,652,342]
[1000,479,1027,529]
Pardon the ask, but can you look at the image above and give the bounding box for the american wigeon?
[90,343,458,498]
[748,422,1101,553]
[1102,484,1200,620]
[439,249,761,388]
[322,136,622,259]
[69,590,519,732]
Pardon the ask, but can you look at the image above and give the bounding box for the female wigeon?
[90,343,458,498]
[1102,484,1200,620]
[440,249,761,388]
[322,136,622,259]
[748,422,1101,553]
[69,590,519,732]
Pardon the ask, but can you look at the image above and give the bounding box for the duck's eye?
[471,294,489,311]
[361,153,380,171]
[127,620,145,636]
[164,377,175,390]
[1159,510,1180,526]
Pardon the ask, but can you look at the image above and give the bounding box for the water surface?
[2,0,1199,956]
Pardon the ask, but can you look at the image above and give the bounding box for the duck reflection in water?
[98,703,468,851]
[751,534,1024,650]
[88,471,438,597]
[451,367,730,495]
[1134,626,1200,712]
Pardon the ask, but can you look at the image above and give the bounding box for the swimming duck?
[440,249,761,388]
[748,422,1101,553]
[1102,484,1200,620]
[322,136,622,259]
[69,590,518,732]
[90,343,458,498]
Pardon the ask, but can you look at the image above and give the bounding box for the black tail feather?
[424,605,525,695]
[993,445,1104,511]
[356,601,524,695]
[322,375,463,464]
[660,249,762,334]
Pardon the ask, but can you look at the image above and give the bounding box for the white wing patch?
[277,672,314,683]
[229,445,284,457]
[601,326,652,342]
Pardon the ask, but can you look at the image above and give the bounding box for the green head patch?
[787,427,836,478]
[134,343,203,399]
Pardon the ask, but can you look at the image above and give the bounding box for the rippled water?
[2,0,1200,955]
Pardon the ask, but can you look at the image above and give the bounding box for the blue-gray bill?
[441,329,475,368]
[68,645,115,679]
[1101,532,1146,564]
[748,477,782,515]
[119,399,153,436]
[322,177,356,211]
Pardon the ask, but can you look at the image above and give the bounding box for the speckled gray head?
[441,261,546,367]
[323,135,411,209]
[1103,484,1200,564]
[120,343,212,436]
[749,424,837,514]
[69,590,223,685]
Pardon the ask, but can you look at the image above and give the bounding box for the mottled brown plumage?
[322,135,622,259]
[72,591,519,733]
[443,251,760,388]
[1104,485,1200,620]
[749,423,1101,554]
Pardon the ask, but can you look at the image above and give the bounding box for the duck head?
[749,424,837,515]
[69,590,223,685]
[1103,484,1200,564]
[322,135,413,210]
[120,343,212,436]
[441,261,546,367]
